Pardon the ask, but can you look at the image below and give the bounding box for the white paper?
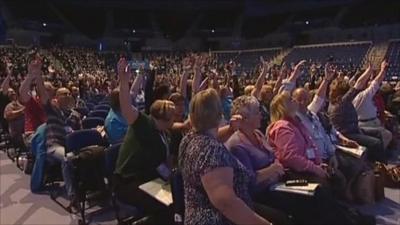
[335,145,366,158]
[270,183,319,196]
[139,178,173,206]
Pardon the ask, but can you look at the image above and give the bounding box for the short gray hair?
[231,95,259,118]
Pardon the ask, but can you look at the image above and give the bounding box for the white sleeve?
[278,79,296,94]
[307,95,325,114]
[352,80,379,109]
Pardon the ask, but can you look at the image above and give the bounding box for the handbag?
[374,172,385,201]
[375,162,400,188]
[353,170,376,204]
[71,145,107,192]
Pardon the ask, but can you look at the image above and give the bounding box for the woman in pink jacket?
[267,92,329,182]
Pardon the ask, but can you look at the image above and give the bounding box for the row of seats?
[0,95,118,225]
[215,49,281,74]
[385,41,400,79]
[24,96,183,225]
[283,43,371,72]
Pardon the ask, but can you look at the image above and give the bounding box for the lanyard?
[159,131,170,158]
[291,117,318,152]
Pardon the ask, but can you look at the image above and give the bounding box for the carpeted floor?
[0,150,399,225]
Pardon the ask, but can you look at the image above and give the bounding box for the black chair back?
[94,104,110,111]
[86,102,95,110]
[88,110,109,119]
[82,117,105,129]
[65,129,105,154]
[75,107,89,117]
[171,168,184,225]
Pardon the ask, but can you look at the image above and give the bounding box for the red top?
[24,97,47,133]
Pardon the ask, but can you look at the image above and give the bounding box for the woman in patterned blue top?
[179,88,291,225]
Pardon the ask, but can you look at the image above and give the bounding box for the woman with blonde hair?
[268,92,329,180]
[179,88,291,225]
[226,95,372,225]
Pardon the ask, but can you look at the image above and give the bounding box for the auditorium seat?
[385,41,400,80]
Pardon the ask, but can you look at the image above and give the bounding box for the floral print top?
[178,131,255,225]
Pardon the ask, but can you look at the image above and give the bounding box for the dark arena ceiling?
[1,0,399,40]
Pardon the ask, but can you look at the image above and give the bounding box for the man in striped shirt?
[28,58,82,210]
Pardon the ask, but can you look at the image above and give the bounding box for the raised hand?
[324,62,336,81]
[380,60,389,71]
[117,58,131,81]
[294,60,306,71]
[289,60,306,81]
[194,55,203,69]
[27,57,42,78]
[259,56,265,65]
[4,60,12,77]
[259,56,269,69]
[138,64,145,74]
[229,114,243,131]
[365,61,372,71]
[182,57,192,71]
[279,62,289,78]
[262,62,270,75]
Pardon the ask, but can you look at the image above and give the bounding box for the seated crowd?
[0,46,399,225]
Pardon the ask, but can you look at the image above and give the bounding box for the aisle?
[0,150,399,225]
[0,151,117,225]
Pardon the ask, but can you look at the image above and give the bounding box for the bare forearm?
[35,75,49,104]
[255,167,275,186]
[192,67,201,95]
[199,77,209,91]
[120,77,137,120]
[355,68,372,90]
[337,131,348,143]
[316,78,329,98]
[287,70,298,83]
[1,76,10,96]
[288,60,306,83]
[19,75,35,103]
[118,59,139,124]
[5,109,25,120]
[374,69,387,85]
[217,125,234,143]
[225,73,231,87]
[130,74,143,99]
[216,197,271,225]
[273,76,283,95]
[180,70,188,98]
[253,71,266,98]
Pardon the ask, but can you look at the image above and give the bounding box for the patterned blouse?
[179,131,254,225]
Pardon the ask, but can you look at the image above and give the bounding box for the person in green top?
[113,57,245,224]
[114,58,176,224]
